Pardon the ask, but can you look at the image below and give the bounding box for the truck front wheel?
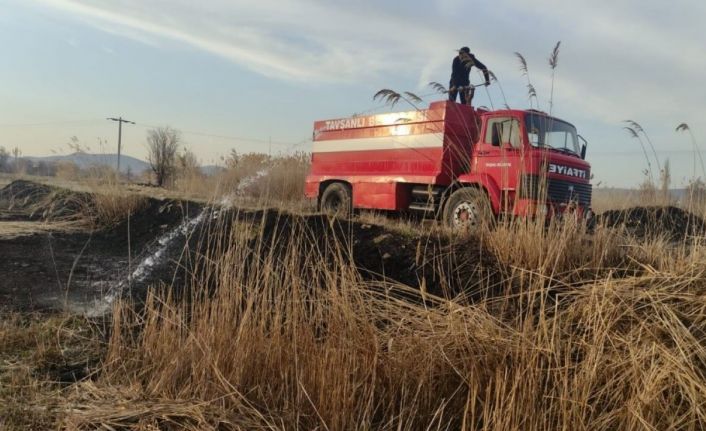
[443,188,494,230]
[320,183,352,218]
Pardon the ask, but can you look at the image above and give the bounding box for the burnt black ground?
[599,206,706,241]
[0,181,202,312]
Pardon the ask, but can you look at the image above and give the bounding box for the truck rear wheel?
[320,183,352,218]
[443,187,493,230]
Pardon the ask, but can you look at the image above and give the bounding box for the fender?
[305,175,351,199]
[455,173,502,215]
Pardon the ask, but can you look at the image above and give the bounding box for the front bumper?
[513,198,593,222]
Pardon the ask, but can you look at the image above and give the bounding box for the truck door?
[474,116,524,211]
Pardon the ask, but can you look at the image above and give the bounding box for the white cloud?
[31,0,460,83]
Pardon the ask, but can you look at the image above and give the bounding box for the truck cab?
[305,101,592,229]
[461,108,591,218]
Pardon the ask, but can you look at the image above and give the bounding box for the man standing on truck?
[449,47,490,105]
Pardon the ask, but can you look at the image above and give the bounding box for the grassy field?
[2,167,706,429]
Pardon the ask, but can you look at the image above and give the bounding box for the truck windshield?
[525,113,580,155]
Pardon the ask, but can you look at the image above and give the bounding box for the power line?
[0,117,300,147]
[0,119,105,127]
[8,114,698,159]
[589,149,702,156]
[131,122,297,147]
[0,116,311,155]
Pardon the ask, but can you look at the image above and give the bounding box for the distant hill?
[25,153,224,176]
[27,153,150,174]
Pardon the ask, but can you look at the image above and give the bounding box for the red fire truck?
[305,100,592,228]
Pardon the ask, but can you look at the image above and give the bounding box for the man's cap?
[458,46,471,54]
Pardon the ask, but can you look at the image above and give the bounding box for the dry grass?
[0,220,81,239]
[171,152,311,205]
[54,211,706,430]
[0,313,103,430]
[1,172,149,229]
[32,180,148,229]
[5,164,706,429]
[79,183,148,228]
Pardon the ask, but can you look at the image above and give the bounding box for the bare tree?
[11,147,21,173]
[177,147,200,176]
[175,147,202,188]
[0,147,8,172]
[146,127,180,187]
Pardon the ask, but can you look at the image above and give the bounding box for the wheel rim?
[452,201,481,228]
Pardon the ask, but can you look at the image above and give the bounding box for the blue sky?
[1,0,704,187]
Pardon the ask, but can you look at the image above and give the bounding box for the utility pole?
[107,116,135,172]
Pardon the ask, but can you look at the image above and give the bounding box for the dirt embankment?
[600,206,706,241]
[0,180,87,222]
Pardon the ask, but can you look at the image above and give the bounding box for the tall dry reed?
[62,210,706,430]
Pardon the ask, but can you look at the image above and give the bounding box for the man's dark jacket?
[450,54,489,86]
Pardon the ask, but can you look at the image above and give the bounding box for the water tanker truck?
[305,100,592,229]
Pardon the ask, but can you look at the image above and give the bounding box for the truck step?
[411,188,442,199]
[409,203,437,213]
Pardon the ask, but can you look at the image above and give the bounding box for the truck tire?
[443,187,494,230]
[320,183,352,218]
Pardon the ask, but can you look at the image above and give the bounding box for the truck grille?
[519,175,592,207]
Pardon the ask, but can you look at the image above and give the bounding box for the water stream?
[78,207,210,317]
[73,182,251,317]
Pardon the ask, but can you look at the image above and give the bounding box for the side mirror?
[578,135,588,160]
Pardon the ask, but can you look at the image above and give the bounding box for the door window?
[485,118,521,149]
